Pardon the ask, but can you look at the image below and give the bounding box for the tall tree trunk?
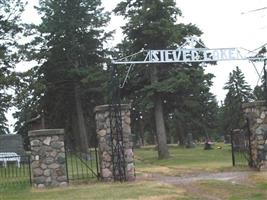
[74,84,89,153]
[150,66,169,159]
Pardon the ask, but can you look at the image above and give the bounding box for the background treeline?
[0,0,265,158]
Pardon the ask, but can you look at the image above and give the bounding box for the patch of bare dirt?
[149,171,252,185]
[137,171,254,200]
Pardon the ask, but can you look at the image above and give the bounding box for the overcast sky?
[9,0,267,131]
[102,0,267,102]
[21,0,267,101]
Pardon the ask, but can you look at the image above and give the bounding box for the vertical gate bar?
[12,160,15,178]
[89,150,92,178]
[4,164,7,178]
[70,152,74,181]
[6,162,9,178]
[80,152,84,179]
[75,153,79,179]
[10,160,12,178]
[13,160,16,178]
[246,118,253,167]
[23,158,26,176]
[15,157,18,178]
[11,159,14,178]
[94,146,100,180]
[86,155,89,178]
[86,153,89,178]
[230,130,235,166]
[20,160,22,184]
[64,141,69,184]
[20,159,22,178]
[28,155,32,186]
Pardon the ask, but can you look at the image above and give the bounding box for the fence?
[65,148,100,182]
[0,149,100,187]
[0,154,31,186]
[231,126,252,167]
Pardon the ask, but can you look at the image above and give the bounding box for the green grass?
[134,143,248,176]
[1,143,266,200]
[195,180,267,200]
[0,181,186,200]
[0,162,31,186]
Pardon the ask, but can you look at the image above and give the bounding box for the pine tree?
[16,0,110,152]
[222,66,254,134]
[162,67,218,144]
[252,47,266,100]
[13,67,44,146]
[0,0,24,134]
[114,0,203,158]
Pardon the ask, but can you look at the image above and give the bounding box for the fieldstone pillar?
[28,129,68,188]
[243,101,267,170]
[94,104,135,181]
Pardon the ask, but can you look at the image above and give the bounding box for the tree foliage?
[114,0,216,157]
[9,0,255,155]
[0,0,24,134]
[14,0,110,151]
[222,66,254,134]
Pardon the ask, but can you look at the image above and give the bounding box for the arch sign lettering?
[112,37,267,65]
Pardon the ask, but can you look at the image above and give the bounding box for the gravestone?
[185,133,195,148]
[0,134,25,155]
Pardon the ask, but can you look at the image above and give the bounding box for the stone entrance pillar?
[28,129,68,187]
[243,101,267,170]
[94,104,135,181]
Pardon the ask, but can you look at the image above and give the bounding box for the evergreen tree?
[161,66,218,144]
[252,47,267,100]
[0,0,24,134]
[222,66,254,134]
[114,0,206,158]
[253,85,264,100]
[13,67,44,147]
[253,48,267,101]
[15,0,110,152]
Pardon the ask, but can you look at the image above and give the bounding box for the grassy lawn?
[134,143,248,176]
[1,143,266,200]
[194,172,267,200]
[0,181,187,200]
[0,162,31,186]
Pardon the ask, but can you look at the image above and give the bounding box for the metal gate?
[0,154,31,186]
[230,119,252,167]
[65,143,100,183]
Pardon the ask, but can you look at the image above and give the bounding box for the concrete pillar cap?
[28,129,64,137]
[94,104,131,113]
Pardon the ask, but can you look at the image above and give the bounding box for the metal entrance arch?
[112,37,267,65]
[109,37,267,180]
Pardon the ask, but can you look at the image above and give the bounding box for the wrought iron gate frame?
[231,118,253,167]
[64,137,100,183]
[108,64,127,182]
